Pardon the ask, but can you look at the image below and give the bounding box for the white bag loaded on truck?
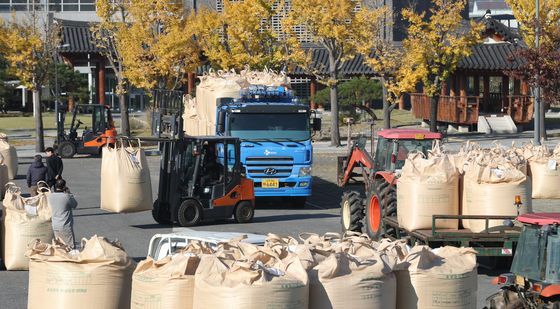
[26,236,135,309]
[0,132,18,179]
[525,144,560,199]
[289,233,397,309]
[462,152,531,232]
[193,248,309,309]
[183,68,291,136]
[398,246,478,309]
[397,152,459,231]
[131,242,211,309]
[100,140,152,213]
[2,183,53,270]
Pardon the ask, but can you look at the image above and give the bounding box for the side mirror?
[217,110,226,133]
[311,117,322,131]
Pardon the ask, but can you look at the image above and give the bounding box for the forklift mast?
[150,89,186,212]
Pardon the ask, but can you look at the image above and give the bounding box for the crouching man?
[47,178,77,248]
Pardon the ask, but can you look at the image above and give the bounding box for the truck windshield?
[229,113,310,141]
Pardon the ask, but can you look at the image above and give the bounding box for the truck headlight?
[298,167,312,177]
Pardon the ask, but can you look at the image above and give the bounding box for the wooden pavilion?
[410,14,533,127]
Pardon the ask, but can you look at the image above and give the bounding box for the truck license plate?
[262,179,279,188]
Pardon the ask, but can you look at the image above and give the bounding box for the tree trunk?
[430,95,439,133]
[119,93,131,136]
[328,51,340,147]
[330,84,340,146]
[381,78,390,129]
[33,89,44,152]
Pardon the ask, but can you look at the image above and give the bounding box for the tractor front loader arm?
[337,143,375,187]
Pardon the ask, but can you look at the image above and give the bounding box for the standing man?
[45,147,63,188]
[47,178,77,248]
[26,155,47,196]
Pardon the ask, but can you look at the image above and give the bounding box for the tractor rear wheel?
[176,199,202,227]
[364,179,397,240]
[340,191,363,233]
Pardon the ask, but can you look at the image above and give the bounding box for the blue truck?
[215,85,320,207]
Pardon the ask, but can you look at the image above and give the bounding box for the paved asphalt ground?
[2,133,560,308]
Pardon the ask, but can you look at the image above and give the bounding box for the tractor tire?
[176,199,202,227]
[58,141,76,158]
[364,179,397,240]
[234,201,255,223]
[340,191,363,233]
[152,199,171,225]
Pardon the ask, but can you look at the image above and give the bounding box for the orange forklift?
[150,90,255,227]
[55,104,117,158]
[152,136,255,226]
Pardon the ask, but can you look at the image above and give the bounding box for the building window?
[0,0,96,12]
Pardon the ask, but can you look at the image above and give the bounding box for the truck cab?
[215,85,319,207]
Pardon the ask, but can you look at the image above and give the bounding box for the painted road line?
[306,201,327,210]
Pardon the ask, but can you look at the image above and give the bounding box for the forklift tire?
[234,201,254,223]
[152,200,171,225]
[176,200,202,227]
[340,191,363,233]
[58,141,76,158]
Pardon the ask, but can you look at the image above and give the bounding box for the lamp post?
[534,0,541,145]
[54,43,70,128]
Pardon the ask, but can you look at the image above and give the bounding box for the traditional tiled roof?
[457,42,524,71]
[480,15,520,42]
[56,19,101,54]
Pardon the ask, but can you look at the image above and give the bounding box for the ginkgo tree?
[0,13,60,152]
[397,0,482,132]
[121,0,201,91]
[92,0,131,136]
[506,0,560,140]
[357,19,405,130]
[284,0,386,146]
[192,0,302,71]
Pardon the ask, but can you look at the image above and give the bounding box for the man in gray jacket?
[47,178,77,248]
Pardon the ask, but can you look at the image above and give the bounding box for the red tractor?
[338,129,442,239]
[486,213,560,308]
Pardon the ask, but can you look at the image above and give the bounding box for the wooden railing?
[410,93,534,125]
[410,94,480,125]
[506,95,534,124]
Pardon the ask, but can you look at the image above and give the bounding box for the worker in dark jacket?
[27,155,48,196]
[45,147,63,187]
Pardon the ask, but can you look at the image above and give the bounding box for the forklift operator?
[200,144,223,187]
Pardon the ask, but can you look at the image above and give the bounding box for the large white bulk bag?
[397,153,459,231]
[2,185,53,270]
[399,246,478,309]
[462,159,531,232]
[100,141,152,213]
[26,236,135,309]
[308,252,396,309]
[524,144,560,199]
[0,133,18,179]
[131,254,199,309]
[193,251,309,309]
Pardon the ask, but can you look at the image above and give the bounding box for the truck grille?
[246,156,294,179]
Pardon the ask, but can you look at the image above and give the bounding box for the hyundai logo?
[264,168,277,175]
